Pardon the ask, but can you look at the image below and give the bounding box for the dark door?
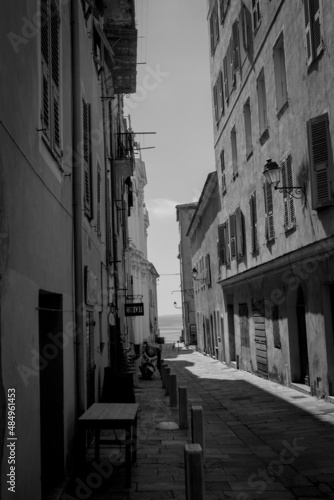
[39,291,64,499]
[227,304,236,362]
[252,300,268,378]
[296,287,309,385]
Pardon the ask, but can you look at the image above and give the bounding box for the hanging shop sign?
[125,302,144,316]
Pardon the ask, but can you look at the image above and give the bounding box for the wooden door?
[252,300,268,378]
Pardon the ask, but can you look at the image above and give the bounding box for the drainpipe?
[71,0,85,416]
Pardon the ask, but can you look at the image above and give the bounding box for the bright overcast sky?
[125,0,215,316]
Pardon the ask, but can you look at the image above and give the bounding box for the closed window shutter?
[206,254,212,287]
[51,0,61,155]
[232,20,240,71]
[286,154,296,226]
[41,0,50,138]
[223,55,229,102]
[42,65,50,138]
[97,168,101,237]
[308,113,332,207]
[264,181,275,241]
[210,15,214,54]
[213,83,218,122]
[218,71,224,115]
[235,207,244,259]
[241,2,248,53]
[281,159,289,228]
[218,224,225,266]
[249,192,258,252]
[224,219,230,264]
[83,99,92,217]
[230,38,236,89]
[229,213,237,259]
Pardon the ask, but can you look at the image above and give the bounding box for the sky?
[125,0,215,316]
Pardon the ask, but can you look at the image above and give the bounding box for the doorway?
[39,291,64,499]
[296,287,310,386]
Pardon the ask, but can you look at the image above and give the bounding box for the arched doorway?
[296,287,310,386]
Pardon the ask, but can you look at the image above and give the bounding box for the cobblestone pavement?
[70,346,334,500]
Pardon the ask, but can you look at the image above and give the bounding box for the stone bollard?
[169,373,177,407]
[184,443,205,500]
[179,386,188,429]
[191,406,205,460]
[165,367,171,395]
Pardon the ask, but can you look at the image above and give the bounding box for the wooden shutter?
[249,192,258,253]
[218,71,224,116]
[97,168,101,237]
[83,99,92,217]
[312,0,323,58]
[218,224,225,266]
[210,14,214,54]
[206,254,212,287]
[51,0,61,155]
[223,54,229,102]
[281,154,296,229]
[224,219,230,264]
[235,207,244,259]
[214,4,219,44]
[41,0,50,139]
[240,2,248,53]
[213,83,218,122]
[230,38,236,89]
[308,113,332,207]
[232,20,240,71]
[264,181,275,241]
[303,0,313,65]
[229,213,237,259]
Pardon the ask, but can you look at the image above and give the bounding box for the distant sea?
[158,314,183,344]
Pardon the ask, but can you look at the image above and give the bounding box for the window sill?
[277,100,289,119]
[222,188,227,196]
[284,223,296,235]
[232,171,239,181]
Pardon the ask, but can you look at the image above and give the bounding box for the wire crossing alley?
[68,347,334,500]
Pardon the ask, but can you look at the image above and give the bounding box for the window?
[303,0,324,66]
[239,303,250,348]
[210,1,220,54]
[272,306,281,349]
[257,69,268,138]
[249,191,258,253]
[252,0,261,34]
[243,98,253,158]
[264,180,275,242]
[235,207,244,259]
[97,166,102,238]
[229,212,237,260]
[232,20,240,72]
[41,0,61,157]
[231,127,238,177]
[220,0,231,24]
[205,254,212,288]
[213,71,224,124]
[273,33,288,113]
[218,221,230,266]
[307,113,334,208]
[83,98,92,218]
[220,149,226,194]
[281,152,296,231]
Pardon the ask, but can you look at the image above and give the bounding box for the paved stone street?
[71,347,334,500]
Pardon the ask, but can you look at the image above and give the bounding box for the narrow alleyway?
[69,347,334,500]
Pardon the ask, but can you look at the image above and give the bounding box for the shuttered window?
[264,180,275,242]
[249,192,258,253]
[210,2,220,54]
[231,127,238,177]
[232,20,240,72]
[229,212,237,260]
[235,207,244,259]
[257,69,268,138]
[213,83,219,123]
[223,54,229,104]
[41,0,61,156]
[205,254,212,288]
[97,167,102,238]
[303,0,324,67]
[273,33,288,113]
[281,153,296,230]
[252,0,261,34]
[218,221,230,266]
[220,149,226,194]
[83,98,92,218]
[213,71,224,124]
[220,0,231,24]
[244,98,253,158]
[307,113,333,208]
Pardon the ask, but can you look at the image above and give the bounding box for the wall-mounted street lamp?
[192,267,207,282]
[173,301,182,309]
[263,159,306,199]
